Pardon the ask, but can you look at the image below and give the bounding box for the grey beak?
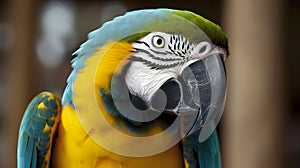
[178,54,226,140]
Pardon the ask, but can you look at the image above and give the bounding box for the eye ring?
[152,35,165,48]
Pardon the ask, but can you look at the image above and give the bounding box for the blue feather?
[62,9,169,106]
[183,129,222,168]
[17,92,61,168]
[58,8,226,168]
[25,137,34,168]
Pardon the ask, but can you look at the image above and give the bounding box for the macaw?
[17,8,228,168]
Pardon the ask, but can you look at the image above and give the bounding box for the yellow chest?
[52,105,184,168]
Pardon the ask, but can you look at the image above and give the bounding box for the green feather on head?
[172,10,229,53]
[120,9,228,54]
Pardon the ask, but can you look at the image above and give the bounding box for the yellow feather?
[53,105,184,168]
[52,41,184,167]
[94,41,133,93]
[37,102,46,110]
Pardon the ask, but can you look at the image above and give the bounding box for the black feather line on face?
[134,48,183,61]
[168,45,175,52]
[167,45,184,58]
[169,34,194,58]
[186,44,190,51]
[166,50,174,55]
[176,41,180,51]
[149,48,167,55]
[129,56,180,69]
[175,36,179,44]
[135,40,150,48]
[181,42,183,50]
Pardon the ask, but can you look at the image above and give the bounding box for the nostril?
[151,80,181,110]
[129,93,149,111]
[199,45,207,53]
[194,41,211,57]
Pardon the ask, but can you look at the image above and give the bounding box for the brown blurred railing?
[223,0,287,167]
[4,0,40,167]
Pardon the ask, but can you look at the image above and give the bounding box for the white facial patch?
[125,61,179,102]
[125,32,227,102]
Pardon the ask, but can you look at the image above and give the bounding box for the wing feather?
[17,92,61,168]
[183,129,221,168]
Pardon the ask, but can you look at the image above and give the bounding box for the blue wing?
[183,129,221,168]
[17,92,61,168]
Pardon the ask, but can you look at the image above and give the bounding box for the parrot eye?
[152,35,165,48]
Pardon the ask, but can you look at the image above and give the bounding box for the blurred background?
[0,0,299,167]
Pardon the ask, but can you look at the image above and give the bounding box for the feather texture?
[17,92,61,168]
[183,130,221,168]
[18,8,227,168]
[62,8,229,107]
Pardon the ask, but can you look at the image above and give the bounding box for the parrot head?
[63,8,228,156]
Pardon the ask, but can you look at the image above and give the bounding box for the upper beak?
[178,54,227,140]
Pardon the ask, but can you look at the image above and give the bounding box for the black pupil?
[157,38,163,45]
